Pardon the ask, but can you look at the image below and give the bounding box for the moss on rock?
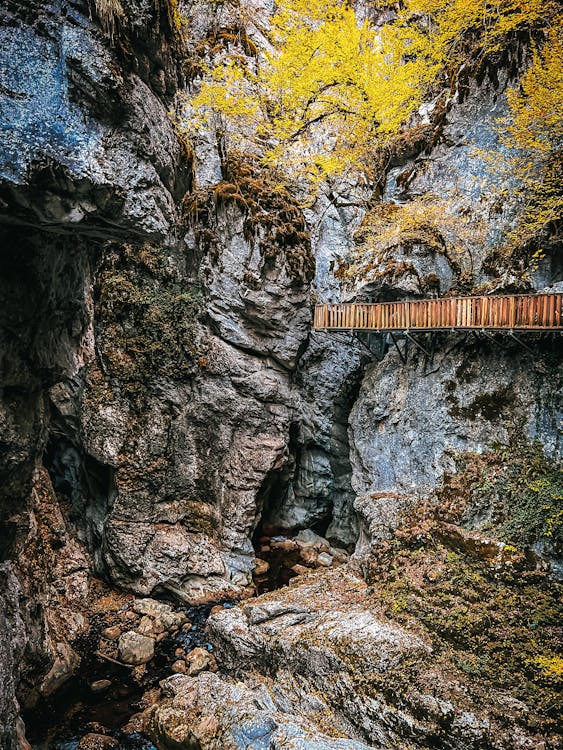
[365,537,562,740]
[436,441,563,552]
[94,241,202,410]
[183,152,315,283]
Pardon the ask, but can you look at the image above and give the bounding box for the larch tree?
[180,0,562,260]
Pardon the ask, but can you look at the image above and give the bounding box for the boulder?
[270,538,299,553]
[171,660,187,674]
[295,529,330,551]
[132,599,187,631]
[299,548,319,566]
[90,679,112,693]
[39,642,79,696]
[118,631,155,665]
[137,615,157,635]
[329,547,350,562]
[253,558,270,577]
[101,626,121,641]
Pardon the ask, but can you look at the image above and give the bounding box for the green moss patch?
[365,539,562,740]
[94,242,202,409]
[437,442,563,552]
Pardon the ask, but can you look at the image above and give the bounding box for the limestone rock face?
[268,184,369,546]
[0,3,316,740]
[1,0,562,747]
[200,202,312,371]
[349,341,562,552]
[0,1,189,744]
[0,0,186,240]
[92,214,312,599]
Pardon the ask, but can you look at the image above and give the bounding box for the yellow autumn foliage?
[505,29,563,155]
[259,0,436,177]
[496,26,563,255]
[405,0,551,67]
[536,655,563,678]
[188,0,560,178]
[191,60,258,121]
[182,0,561,257]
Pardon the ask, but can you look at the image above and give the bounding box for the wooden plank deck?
[314,293,563,332]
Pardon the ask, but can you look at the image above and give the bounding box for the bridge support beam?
[389,332,407,364]
[404,332,433,359]
[508,331,535,353]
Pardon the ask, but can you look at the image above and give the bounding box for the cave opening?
[250,422,357,593]
[44,433,116,568]
[252,423,335,542]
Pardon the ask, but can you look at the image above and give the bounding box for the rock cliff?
[0,1,561,748]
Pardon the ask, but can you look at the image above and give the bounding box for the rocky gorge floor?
[26,512,562,750]
[26,528,355,750]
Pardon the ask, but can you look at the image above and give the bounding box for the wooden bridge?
[314,293,562,332]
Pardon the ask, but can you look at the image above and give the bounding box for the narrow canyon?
[0,1,561,749]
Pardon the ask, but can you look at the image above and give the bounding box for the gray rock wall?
[0,3,315,741]
[350,338,562,535]
[0,1,190,742]
[0,0,561,745]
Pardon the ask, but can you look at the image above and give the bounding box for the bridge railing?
[314,293,563,331]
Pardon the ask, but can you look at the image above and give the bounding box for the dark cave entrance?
[252,423,334,543]
[250,423,341,593]
[44,433,116,568]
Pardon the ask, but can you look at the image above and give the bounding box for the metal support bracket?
[479,330,499,344]
[508,331,535,353]
[353,332,387,361]
[404,331,432,358]
[389,332,407,364]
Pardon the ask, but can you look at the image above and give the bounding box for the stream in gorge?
[25,529,343,750]
[26,603,218,750]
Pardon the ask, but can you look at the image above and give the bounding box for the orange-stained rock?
[186,647,211,676]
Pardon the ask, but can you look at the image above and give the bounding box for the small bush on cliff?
[182,152,315,282]
[93,0,124,40]
[334,193,486,288]
[93,0,186,42]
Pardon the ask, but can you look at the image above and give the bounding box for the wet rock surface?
[26,587,222,749]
